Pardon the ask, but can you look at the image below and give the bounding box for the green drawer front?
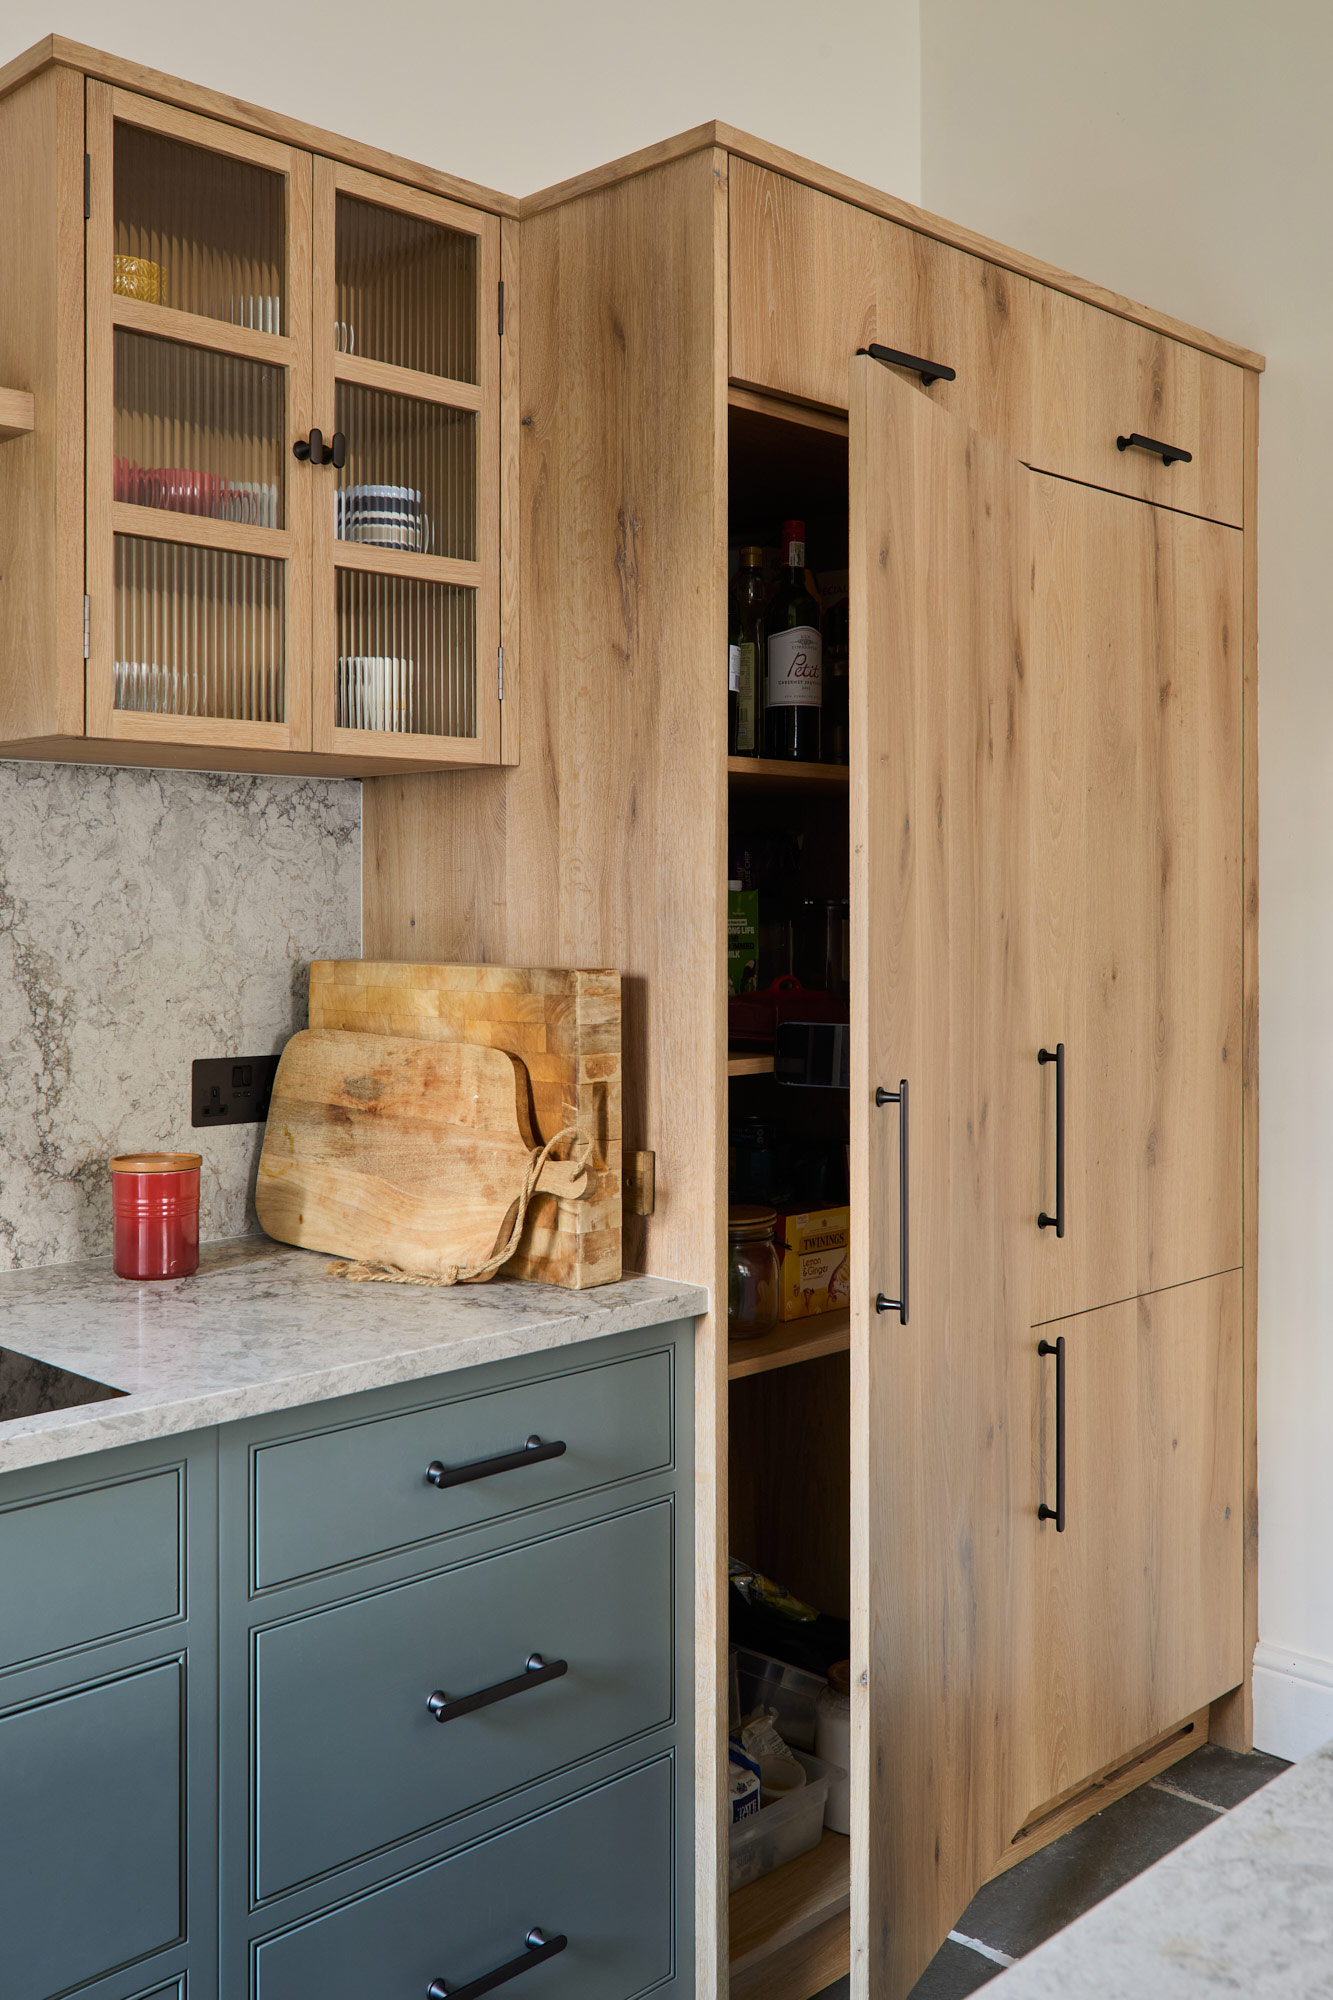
[0,1662,182,2000]
[0,1468,180,1673]
[255,1757,674,2000]
[252,1348,672,1588]
[255,1501,674,1899]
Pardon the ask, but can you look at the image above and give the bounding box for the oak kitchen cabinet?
[0,38,1260,2000]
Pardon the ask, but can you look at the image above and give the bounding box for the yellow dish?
[113,254,163,304]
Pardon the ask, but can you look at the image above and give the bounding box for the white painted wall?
[922,0,1333,1759]
[0,1,921,200]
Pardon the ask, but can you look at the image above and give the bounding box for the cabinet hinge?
[82,595,90,659]
[498,279,505,336]
[83,154,90,221]
[497,643,504,699]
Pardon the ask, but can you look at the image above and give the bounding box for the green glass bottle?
[728,546,764,757]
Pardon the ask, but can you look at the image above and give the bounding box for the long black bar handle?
[428,1928,568,2000]
[427,1652,568,1726]
[874,1080,909,1324]
[1038,1335,1066,1532]
[1116,430,1193,467]
[1037,1043,1066,1239]
[427,1434,567,1489]
[860,341,957,388]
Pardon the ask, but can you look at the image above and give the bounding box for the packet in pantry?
[727,882,759,994]
[728,1741,762,1821]
[776,1204,851,1320]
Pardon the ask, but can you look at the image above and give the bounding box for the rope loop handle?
[327,1127,595,1288]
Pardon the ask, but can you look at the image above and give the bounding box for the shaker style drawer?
[252,1347,673,1587]
[253,1501,674,1898]
[254,1756,675,2000]
[0,1465,181,1673]
[728,157,1034,447]
[1026,284,1245,527]
[0,1662,182,2000]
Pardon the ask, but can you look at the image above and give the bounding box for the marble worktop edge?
[0,1238,708,1475]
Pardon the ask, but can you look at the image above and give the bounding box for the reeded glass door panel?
[334,383,476,560]
[335,194,477,382]
[115,535,286,722]
[114,122,286,330]
[115,331,285,528]
[336,572,475,737]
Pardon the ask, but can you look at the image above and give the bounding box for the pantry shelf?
[728,1308,851,1381]
[729,1830,851,1992]
[728,756,849,795]
[728,1052,776,1078]
[0,389,36,440]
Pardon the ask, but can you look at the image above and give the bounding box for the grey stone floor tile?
[952,1782,1216,1957]
[1157,1741,1290,1811]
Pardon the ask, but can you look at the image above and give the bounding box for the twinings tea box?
[777,1204,851,1320]
[728,882,759,994]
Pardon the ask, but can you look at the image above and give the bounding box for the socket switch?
[192,1054,280,1128]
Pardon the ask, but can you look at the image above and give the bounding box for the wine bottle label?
[767,626,822,708]
[784,538,806,568]
[728,644,742,693]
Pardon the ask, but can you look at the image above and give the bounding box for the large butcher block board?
[256,1029,589,1278]
[308,962,622,1289]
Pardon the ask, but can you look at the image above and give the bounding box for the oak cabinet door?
[1029,480,1243,1323]
[849,357,1039,2000]
[1027,1273,1244,1809]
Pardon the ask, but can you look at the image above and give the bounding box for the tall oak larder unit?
[0,41,1259,2000]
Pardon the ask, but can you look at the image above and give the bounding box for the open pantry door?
[847,356,1039,2000]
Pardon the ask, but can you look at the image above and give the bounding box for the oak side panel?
[0,67,85,742]
[850,359,1038,2000]
[1029,481,1244,1322]
[500,214,521,765]
[1212,366,1260,1752]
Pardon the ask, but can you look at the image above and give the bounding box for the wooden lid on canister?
[110,1152,203,1173]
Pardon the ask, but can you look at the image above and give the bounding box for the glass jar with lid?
[728,1204,781,1340]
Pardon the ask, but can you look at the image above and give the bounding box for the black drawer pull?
[860,341,957,387]
[1037,1043,1066,1238]
[428,1927,568,2000]
[292,427,347,468]
[1116,431,1192,467]
[1038,1335,1067,1532]
[427,1652,568,1725]
[874,1079,909,1324]
[426,1435,567,1489]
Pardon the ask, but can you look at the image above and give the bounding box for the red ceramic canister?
[110,1152,202,1280]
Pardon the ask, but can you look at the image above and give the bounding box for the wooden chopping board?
[256,1029,589,1277]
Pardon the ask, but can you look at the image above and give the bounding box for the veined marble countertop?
[0,1238,707,1475]
[989,1739,1333,1999]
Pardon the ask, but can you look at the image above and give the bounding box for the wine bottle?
[728,547,764,757]
[765,520,822,761]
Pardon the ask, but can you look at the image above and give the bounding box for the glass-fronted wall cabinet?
[0,61,506,774]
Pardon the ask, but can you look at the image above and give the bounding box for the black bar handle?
[860,341,957,387]
[1037,1044,1065,1238]
[292,428,347,468]
[428,1928,568,2000]
[874,1079,909,1324]
[1116,431,1193,467]
[427,1652,568,1726]
[427,1434,567,1489]
[1038,1335,1066,1532]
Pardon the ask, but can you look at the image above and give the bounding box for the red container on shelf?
[110,1152,202,1280]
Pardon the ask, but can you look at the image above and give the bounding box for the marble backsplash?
[0,760,360,1268]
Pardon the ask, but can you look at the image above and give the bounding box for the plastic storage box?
[729,1749,842,1890]
[734,1647,828,1750]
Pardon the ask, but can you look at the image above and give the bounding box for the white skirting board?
[1252,1642,1333,1759]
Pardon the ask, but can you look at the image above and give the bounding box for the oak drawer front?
[729,157,1033,442]
[254,1501,674,1899]
[0,1662,182,2000]
[1027,286,1244,527]
[0,1466,181,1673]
[255,1756,674,2000]
[252,1348,673,1588]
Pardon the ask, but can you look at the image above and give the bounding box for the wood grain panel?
[729,1352,851,1618]
[849,358,1037,1999]
[1027,1276,1243,1806]
[730,1832,850,1992]
[1029,481,1243,1323]
[0,388,37,438]
[0,65,85,742]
